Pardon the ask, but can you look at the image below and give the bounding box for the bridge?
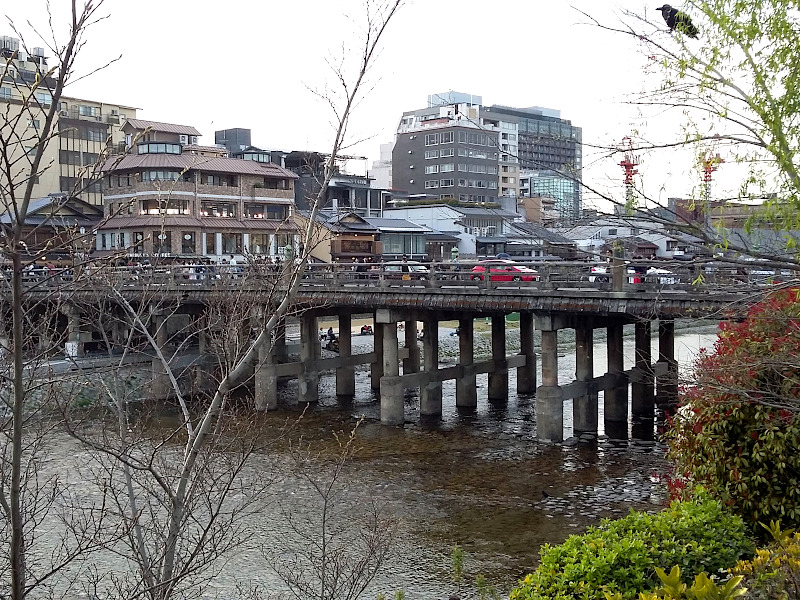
[6,259,773,442]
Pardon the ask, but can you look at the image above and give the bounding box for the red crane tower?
[619,136,640,210]
[701,151,724,207]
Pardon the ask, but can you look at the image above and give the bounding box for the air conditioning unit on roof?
[179,134,188,144]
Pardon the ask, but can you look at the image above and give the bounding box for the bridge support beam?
[456,316,477,408]
[605,320,628,439]
[517,312,536,395]
[298,314,319,404]
[420,317,442,417]
[403,320,420,375]
[488,315,508,403]
[273,316,288,364]
[574,325,597,434]
[379,320,403,425]
[657,319,678,405]
[632,320,655,419]
[336,314,355,398]
[536,329,563,442]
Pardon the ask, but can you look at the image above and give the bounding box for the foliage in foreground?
[732,523,800,600]
[509,492,753,600]
[668,288,800,533]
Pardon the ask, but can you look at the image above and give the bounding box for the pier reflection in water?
[206,325,717,598]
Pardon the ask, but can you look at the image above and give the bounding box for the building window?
[440,131,453,143]
[34,91,51,107]
[439,179,454,187]
[221,233,242,254]
[137,142,182,155]
[424,133,439,146]
[249,233,270,254]
[424,165,439,174]
[141,199,189,215]
[201,201,236,217]
[440,163,454,173]
[142,170,180,182]
[424,180,439,189]
[440,148,454,158]
[206,232,216,255]
[608,228,618,235]
[153,230,172,254]
[181,231,196,254]
[79,105,99,117]
[0,87,11,100]
[202,173,235,186]
[117,174,130,186]
[133,232,144,253]
[424,150,439,159]
[28,119,40,130]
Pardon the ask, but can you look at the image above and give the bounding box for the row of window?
[425,179,499,189]
[457,131,498,147]
[106,172,291,189]
[457,164,498,174]
[457,148,498,160]
[424,131,455,146]
[424,163,455,174]
[424,148,454,159]
[100,231,293,254]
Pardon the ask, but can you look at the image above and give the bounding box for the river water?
[37,322,719,599]
[195,321,718,599]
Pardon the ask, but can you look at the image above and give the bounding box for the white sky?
[4,0,744,212]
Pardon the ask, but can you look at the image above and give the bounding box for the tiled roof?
[125,119,202,136]
[510,222,573,244]
[99,215,298,231]
[102,154,298,179]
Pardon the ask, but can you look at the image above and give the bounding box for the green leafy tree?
[585,1,800,264]
[667,288,800,533]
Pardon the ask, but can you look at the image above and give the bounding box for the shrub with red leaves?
[667,287,800,535]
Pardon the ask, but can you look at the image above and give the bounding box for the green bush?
[510,491,754,600]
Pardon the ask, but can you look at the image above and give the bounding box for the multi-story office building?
[1,35,137,207]
[520,170,580,225]
[392,93,581,221]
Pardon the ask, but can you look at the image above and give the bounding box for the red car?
[471,259,539,282]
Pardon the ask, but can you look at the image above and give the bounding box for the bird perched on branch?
[656,4,698,38]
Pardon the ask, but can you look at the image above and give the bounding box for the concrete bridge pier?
[632,320,655,419]
[657,319,678,405]
[420,316,442,417]
[254,337,278,411]
[298,314,319,404]
[377,310,403,425]
[536,326,563,442]
[62,304,85,359]
[488,315,508,403]
[605,319,628,439]
[150,312,171,400]
[272,316,288,364]
[336,313,355,399]
[403,320,420,375]
[517,312,536,395]
[573,325,598,434]
[371,315,384,391]
[456,316,477,409]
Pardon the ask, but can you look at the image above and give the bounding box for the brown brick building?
[97,120,299,261]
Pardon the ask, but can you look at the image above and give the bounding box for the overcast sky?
[5,0,737,211]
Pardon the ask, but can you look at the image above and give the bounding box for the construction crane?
[701,151,724,207]
[619,136,640,212]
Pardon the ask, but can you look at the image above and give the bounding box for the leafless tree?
[265,421,397,600]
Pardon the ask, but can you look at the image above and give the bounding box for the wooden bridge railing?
[7,259,793,296]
